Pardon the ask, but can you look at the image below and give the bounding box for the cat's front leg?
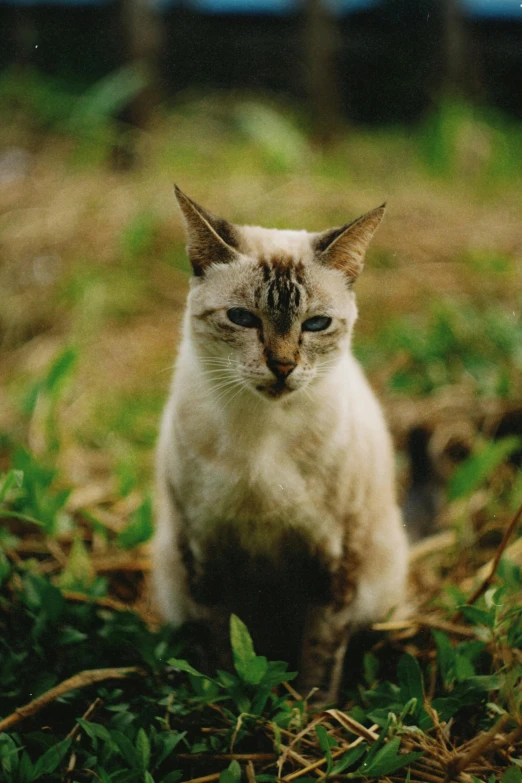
[152,471,192,627]
[299,602,352,704]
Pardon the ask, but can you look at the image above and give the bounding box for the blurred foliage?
[357,300,522,398]
[0,65,148,165]
[1,68,522,780]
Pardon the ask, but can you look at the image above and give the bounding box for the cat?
[153,186,408,703]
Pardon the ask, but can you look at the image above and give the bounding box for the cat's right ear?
[174,186,241,276]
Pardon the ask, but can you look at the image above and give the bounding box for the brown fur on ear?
[174,186,241,276]
[313,204,386,282]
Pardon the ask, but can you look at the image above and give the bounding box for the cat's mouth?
[256,380,294,399]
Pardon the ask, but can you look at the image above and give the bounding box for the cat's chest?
[175,415,343,553]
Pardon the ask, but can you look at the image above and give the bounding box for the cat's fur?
[153,187,408,702]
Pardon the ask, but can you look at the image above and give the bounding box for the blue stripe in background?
[0,0,521,20]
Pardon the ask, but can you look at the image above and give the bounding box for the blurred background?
[0,0,521,601]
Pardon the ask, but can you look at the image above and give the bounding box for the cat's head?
[175,186,384,401]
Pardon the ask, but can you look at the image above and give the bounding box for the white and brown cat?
[153,186,408,703]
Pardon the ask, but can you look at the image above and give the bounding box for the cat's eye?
[227,308,261,328]
[302,316,332,332]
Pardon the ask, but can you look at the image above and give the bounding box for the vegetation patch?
[1,76,522,780]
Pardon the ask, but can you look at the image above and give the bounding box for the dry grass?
[1,95,522,781]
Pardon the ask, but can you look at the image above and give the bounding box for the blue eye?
[227,308,260,328]
[302,316,332,332]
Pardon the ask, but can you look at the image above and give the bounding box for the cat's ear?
[174,185,241,276]
[313,204,385,283]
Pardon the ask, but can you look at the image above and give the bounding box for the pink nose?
[267,358,297,379]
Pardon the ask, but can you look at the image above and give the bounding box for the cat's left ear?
[313,204,385,283]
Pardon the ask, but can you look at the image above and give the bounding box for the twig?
[453,501,522,622]
[176,754,276,761]
[324,709,380,742]
[281,746,323,780]
[184,774,221,783]
[445,714,510,780]
[407,765,445,783]
[276,714,325,773]
[246,760,256,783]
[62,590,135,614]
[372,617,476,637]
[282,744,355,781]
[408,531,456,562]
[229,713,245,753]
[0,667,144,732]
[492,721,522,750]
[282,680,303,700]
[66,697,103,741]
[65,698,104,783]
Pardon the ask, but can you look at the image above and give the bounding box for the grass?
[1,69,522,781]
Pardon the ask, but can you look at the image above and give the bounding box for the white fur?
[153,222,408,632]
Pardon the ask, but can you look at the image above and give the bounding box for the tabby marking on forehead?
[258,257,306,334]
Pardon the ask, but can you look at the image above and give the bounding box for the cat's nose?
[267,358,297,379]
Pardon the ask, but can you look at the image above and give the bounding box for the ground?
[0,83,521,781]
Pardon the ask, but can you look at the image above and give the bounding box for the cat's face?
[176,188,384,401]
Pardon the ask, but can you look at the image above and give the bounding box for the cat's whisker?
[220,380,250,413]
[213,380,248,409]
[198,357,238,367]
[300,384,314,402]
[199,368,237,378]
[159,364,177,375]
[200,377,241,401]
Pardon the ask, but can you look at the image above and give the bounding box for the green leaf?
[219,759,241,783]
[397,653,424,708]
[315,725,335,775]
[0,550,10,589]
[465,675,501,692]
[136,728,151,771]
[330,743,367,774]
[455,653,476,681]
[448,436,521,501]
[145,772,155,783]
[18,752,33,783]
[33,738,72,777]
[77,719,115,747]
[118,496,154,549]
[352,738,423,778]
[363,652,379,686]
[259,660,297,687]
[230,614,267,685]
[57,535,95,590]
[458,605,495,628]
[0,733,22,776]
[502,768,522,783]
[431,696,464,721]
[230,614,255,671]
[43,347,77,395]
[155,731,186,767]
[168,658,207,678]
[111,730,138,767]
[250,686,271,716]
[162,772,183,783]
[433,630,455,686]
[0,470,23,503]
